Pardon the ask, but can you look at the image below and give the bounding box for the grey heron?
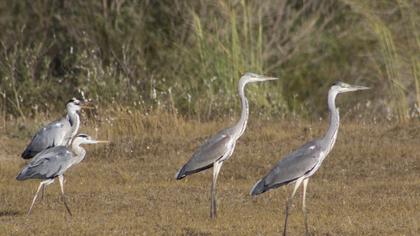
[16,134,108,216]
[175,72,279,218]
[21,98,93,159]
[250,81,369,235]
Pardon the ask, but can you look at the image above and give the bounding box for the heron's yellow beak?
[81,101,95,109]
[94,140,110,144]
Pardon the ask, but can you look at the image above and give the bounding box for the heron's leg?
[27,182,44,215]
[210,161,223,219]
[302,178,309,236]
[283,176,304,236]
[28,179,54,215]
[40,184,46,201]
[58,175,72,216]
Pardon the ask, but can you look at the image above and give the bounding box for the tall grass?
[344,0,420,122]
[0,0,416,122]
[184,1,267,118]
[373,19,408,122]
[178,0,348,118]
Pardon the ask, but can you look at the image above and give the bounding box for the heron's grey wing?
[17,146,72,180]
[21,118,71,159]
[251,140,321,195]
[176,129,232,179]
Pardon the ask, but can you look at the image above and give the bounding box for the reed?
[344,0,420,122]
[0,0,416,122]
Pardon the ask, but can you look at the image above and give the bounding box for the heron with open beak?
[21,98,94,159]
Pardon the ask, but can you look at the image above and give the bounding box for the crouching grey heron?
[250,81,369,235]
[21,98,93,159]
[17,134,108,216]
[175,72,279,218]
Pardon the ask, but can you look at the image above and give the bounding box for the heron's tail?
[250,179,266,196]
[16,168,30,181]
[175,166,187,180]
[21,148,36,159]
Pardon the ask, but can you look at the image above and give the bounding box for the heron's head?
[240,72,279,83]
[66,98,81,112]
[66,98,94,113]
[331,81,370,94]
[73,133,109,145]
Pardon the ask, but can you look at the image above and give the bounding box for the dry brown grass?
[0,111,420,235]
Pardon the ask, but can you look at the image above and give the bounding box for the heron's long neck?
[321,90,340,150]
[233,80,249,138]
[71,142,86,165]
[67,111,80,139]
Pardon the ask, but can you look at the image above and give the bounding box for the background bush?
[0,0,418,122]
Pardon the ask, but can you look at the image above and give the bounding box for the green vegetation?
[1,2,419,234]
[0,0,418,122]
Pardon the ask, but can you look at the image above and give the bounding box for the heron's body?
[251,92,340,194]
[176,127,235,177]
[175,73,278,218]
[251,140,323,194]
[21,98,85,159]
[17,134,107,215]
[17,146,80,181]
[21,115,79,159]
[250,81,369,235]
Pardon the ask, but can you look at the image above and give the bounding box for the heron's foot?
[304,225,310,236]
[60,195,72,216]
[210,202,217,219]
[210,209,217,219]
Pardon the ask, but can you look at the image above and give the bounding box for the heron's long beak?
[348,85,371,92]
[81,101,95,109]
[261,76,279,81]
[81,105,95,109]
[254,75,279,82]
[93,140,109,144]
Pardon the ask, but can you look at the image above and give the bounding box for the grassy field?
[0,113,419,235]
[0,1,418,235]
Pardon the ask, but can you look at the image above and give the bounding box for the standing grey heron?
[16,134,108,215]
[21,98,92,159]
[250,81,369,235]
[175,72,279,218]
